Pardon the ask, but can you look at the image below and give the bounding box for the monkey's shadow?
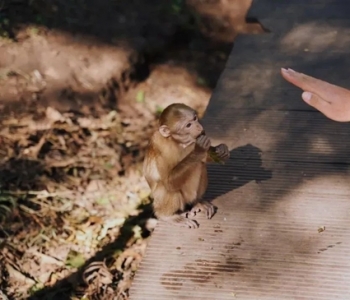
[203,143,272,202]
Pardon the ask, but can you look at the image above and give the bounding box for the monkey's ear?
[159,125,171,138]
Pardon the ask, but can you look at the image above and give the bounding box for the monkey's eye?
[186,123,192,128]
[194,116,198,121]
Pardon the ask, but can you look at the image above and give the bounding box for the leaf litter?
[0,0,265,298]
[0,104,158,299]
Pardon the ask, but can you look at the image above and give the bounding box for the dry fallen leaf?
[0,290,9,300]
[83,261,113,286]
[318,226,326,233]
[46,106,64,123]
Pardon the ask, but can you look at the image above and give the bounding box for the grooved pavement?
[129,1,350,299]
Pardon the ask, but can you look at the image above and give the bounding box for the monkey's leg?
[188,162,216,219]
[153,186,199,229]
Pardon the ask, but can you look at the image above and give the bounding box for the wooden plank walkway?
[129,0,350,299]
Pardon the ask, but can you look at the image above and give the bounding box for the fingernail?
[281,68,295,75]
[302,91,312,102]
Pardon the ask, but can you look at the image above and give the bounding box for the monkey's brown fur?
[143,103,229,228]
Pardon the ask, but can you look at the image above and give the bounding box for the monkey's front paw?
[215,144,230,160]
[190,201,216,219]
[196,135,211,152]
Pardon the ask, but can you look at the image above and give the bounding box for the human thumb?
[302,91,314,104]
[301,91,329,111]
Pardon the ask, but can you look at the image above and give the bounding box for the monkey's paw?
[189,201,216,219]
[162,215,199,229]
[182,218,199,229]
[215,144,230,160]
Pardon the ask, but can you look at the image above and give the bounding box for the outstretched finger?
[281,68,327,92]
[281,68,350,105]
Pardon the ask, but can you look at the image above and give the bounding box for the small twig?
[23,130,50,158]
[5,264,36,286]
[19,204,45,228]
[26,248,64,266]
[45,157,77,168]
[27,197,71,212]
[2,190,74,198]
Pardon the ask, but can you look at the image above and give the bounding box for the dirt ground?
[0,0,263,299]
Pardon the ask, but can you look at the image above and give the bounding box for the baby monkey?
[143,103,230,228]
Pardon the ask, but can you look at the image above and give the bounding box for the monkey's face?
[170,109,204,146]
[158,104,204,147]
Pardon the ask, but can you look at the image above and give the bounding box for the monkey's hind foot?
[160,215,199,229]
[190,201,216,219]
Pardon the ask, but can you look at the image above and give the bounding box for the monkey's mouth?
[197,130,206,138]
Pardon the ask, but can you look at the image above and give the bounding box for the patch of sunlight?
[280,22,350,53]
[131,64,211,118]
[274,174,350,222]
[309,136,335,155]
[2,26,131,93]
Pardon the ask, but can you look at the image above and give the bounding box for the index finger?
[280,68,349,103]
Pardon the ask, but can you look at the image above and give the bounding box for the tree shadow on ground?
[0,0,265,117]
[25,202,154,300]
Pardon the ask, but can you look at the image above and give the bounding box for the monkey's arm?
[143,145,203,192]
[161,151,205,191]
[159,135,210,191]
